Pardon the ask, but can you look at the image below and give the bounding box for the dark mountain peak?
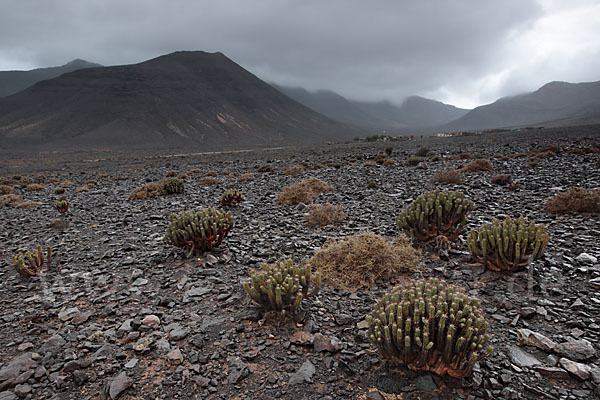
[0,51,357,150]
[64,59,101,69]
[139,50,229,69]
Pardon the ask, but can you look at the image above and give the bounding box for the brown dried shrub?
[238,173,255,182]
[25,183,45,192]
[0,185,14,195]
[491,174,512,186]
[430,168,463,185]
[166,170,178,177]
[188,169,202,174]
[460,159,493,173]
[363,161,377,167]
[60,180,74,186]
[546,187,600,215]
[382,159,397,166]
[284,164,305,175]
[308,233,420,289]
[275,177,332,206]
[0,194,23,207]
[197,177,221,185]
[304,203,347,228]
[128,182,163,200]
[375,154,388,164]
[16,202,42,209]
[256,164,275,173]
[205,171,218,177]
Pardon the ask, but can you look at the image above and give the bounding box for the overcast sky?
[0,0,598,109]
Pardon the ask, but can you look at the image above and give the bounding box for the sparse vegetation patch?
[308,233,420,289]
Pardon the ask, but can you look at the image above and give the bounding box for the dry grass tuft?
[15,201,42,209]
[308,233,420,289]
[0,194,23,207]
[430,168,463,185]
[284,164,305,175]
[76,182,97,192]
[166,170,178,177]
[128,182,163,200]
[460,159,493,173]
[276,177,332,206]
[238,172,255,182]
[406,156,424,166]
[25,183,45,192]
[188,168,202,174]
[382,159,397,166]
[546,187,600,215]
[363,161,377,167]
[205,171,218,177]
[491,174,512,186]
[197,177,221,186]
[0,185,14,195]
[256,164,275,173]
[305,203,347,228]
[60,180,74,186]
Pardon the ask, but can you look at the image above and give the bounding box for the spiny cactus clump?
[162,177,184,194]
[164,208,234,256]
[396,189,474,243]
[13,245,54,277]
[467,216,549,272]
[368,278,493,378]
[55,197,69,214]
[220,188,243,207]
[244,259,321,313]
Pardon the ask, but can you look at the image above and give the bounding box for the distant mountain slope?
[276,85,469,131]
[0,59,101,97]
[0,51,359,151]
[443,81,600,131]
[272,85,384,129]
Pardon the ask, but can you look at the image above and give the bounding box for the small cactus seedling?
[244,259,321,313]
[164,208,234,256]
[467,216,549,272]
[220,188,243,207]
[396,189,473,243]
[368,278,493,378]
[55,197,69,214]
[13,245,54,277]
[161,177,184,194]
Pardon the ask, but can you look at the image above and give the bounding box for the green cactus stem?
[161,178,184,195]
[467,216,549,272]
[12,245,53,277]
[163,208,234,257]
[244,259,321,313]
[55,197,69,214]
[367,278,493,378]
[396,189,474,243]
[220,188,243,207]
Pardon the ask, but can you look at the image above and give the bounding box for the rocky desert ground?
[1,125,599,400]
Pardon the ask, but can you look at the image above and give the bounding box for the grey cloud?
[1,0,598,108]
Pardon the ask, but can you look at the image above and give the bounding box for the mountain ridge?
[0,51,359,151]
[0,59,102,97]
[275,85,470,131]
[442,80,600,131]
